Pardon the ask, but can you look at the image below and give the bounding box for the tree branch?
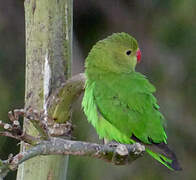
[0,73,146,179]
[0,138,145,178]
[47,73,86,123]
[46,73,86,136]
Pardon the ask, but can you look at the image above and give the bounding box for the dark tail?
[146,142,182,171]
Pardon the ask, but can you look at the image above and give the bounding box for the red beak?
[136,49,141,63]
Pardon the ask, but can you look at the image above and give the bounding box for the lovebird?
[82,32,181,171]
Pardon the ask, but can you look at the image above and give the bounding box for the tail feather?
[146,144,182,171]
[131,135,182,170]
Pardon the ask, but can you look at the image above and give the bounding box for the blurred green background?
[0,0,196,179]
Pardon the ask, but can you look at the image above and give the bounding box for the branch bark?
[0,138,145,179]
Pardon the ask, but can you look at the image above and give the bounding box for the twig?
[0,138,145,177]
[0,131,38,145]
[0,110,40,145]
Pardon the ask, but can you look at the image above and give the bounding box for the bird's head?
[85,32,141,75]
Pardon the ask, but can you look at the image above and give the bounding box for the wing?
[82,80,133,143]
[93,72,167,144]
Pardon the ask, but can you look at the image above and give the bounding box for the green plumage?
[82,32,181,171]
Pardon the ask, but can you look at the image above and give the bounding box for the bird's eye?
[126,50,132,56]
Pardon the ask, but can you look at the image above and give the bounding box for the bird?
[82,32,182,171]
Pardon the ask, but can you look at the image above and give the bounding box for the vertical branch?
[16,0,73,180]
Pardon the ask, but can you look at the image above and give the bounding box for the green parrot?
[82,32,181,171]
